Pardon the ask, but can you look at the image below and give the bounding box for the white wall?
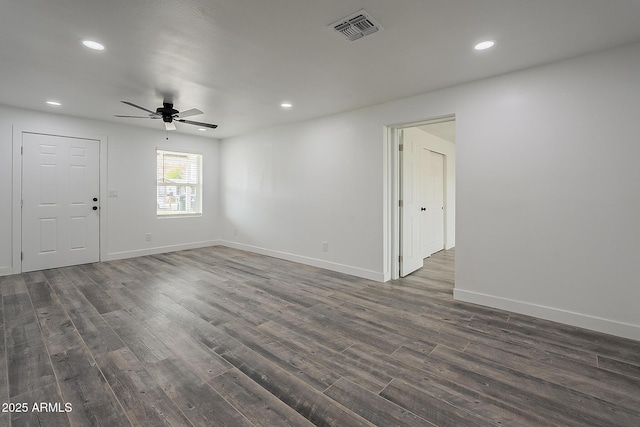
[220,111,384,280]
[452,43,640,340]
[221,41,640,339]
[0,105,221,275]
[403,127,456,250]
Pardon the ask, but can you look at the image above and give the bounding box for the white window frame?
[156,149,203,217]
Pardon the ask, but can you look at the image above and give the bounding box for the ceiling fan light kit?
[115,101,218,131]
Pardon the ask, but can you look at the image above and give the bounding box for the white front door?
[22,133,100,272]
[400,131,424,277]
[421,149,445,257]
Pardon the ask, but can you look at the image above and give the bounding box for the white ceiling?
[419,122,456,144]
[2,1,640,139]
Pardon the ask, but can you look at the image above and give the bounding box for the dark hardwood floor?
[2,246,640,426]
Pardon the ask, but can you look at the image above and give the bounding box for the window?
[156,149,202,216]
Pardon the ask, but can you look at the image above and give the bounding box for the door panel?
[22,133,100,272]
[421,149,445,258]
[39,218,57,252]
[400,132,424,277]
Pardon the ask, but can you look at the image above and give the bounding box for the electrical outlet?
[322,242,328,252]
[146,233,152,241]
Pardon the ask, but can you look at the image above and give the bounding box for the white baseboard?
[5,240,385,283]
[0,266,15,277]
[106,240,223,261]
[0,242,224,276]
[220,240,385,282]
[454,288,640,341]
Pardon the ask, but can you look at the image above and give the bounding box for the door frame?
[11,126,108,274]
[383,114,454,281]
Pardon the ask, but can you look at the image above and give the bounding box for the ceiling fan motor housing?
[157,103,179,122]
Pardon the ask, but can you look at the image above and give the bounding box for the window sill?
[156,213,203,219]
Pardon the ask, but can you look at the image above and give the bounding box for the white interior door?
[421,149,445,258]
[400,131,424,277]
[22,133,100,272]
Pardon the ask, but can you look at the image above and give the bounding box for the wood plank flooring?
[1,246,640,426]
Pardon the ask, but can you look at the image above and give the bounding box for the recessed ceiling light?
[82,40,105,51]
[280,102,293,109]
[198,128,207,131]
[474,40,495,51]
[46,100,61,106]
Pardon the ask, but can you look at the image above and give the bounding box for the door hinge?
[21,252,23,261]
[21,146,23,155]
[398,255,403,262]
[399,144,403,152]
[399,200,403,208]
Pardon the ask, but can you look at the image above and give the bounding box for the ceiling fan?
[115,101,218,131]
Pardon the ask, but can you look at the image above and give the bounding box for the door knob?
[93,197,98,202]
[92,206,98,211]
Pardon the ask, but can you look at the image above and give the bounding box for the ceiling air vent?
[329,10,383,42]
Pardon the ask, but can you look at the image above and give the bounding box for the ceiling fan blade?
[121,101,160,116]
[165,121,177,131]
[114,114,154,118]
[177,108,203,118]
[177,119,218,129]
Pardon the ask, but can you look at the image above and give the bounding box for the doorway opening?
[385,115,456,279]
